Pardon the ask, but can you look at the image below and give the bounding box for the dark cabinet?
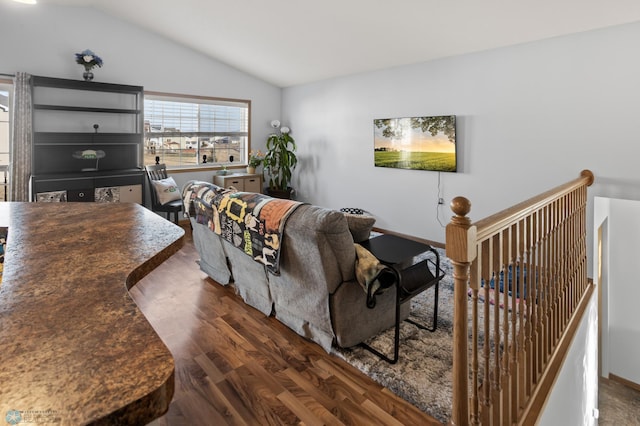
[67,189,95,202]
[31,76,144,203]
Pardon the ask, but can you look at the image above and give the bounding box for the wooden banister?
[474,170,594,241]
[446,170,594,426]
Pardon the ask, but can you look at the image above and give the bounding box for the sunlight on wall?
[538,295,598,425]
[583,299,599,426]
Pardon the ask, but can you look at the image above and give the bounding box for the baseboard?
[608,373,640,393]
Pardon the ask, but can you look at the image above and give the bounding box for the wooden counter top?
[0,202,184,425]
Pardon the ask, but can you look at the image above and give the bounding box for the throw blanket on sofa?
[354,244,396,308]
[182,180,227,223]
[183,180,302,274]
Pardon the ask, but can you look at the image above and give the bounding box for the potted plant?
[74,49,103,81]
[247,150,264,174]
[264,120,297,199]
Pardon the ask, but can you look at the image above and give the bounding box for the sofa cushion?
[267,205,357,351]
[341,211,376,243]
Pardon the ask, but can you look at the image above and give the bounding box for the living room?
[2,0,640,425]
[4,1,640,227]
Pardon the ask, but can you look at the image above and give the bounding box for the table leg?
[406,279,439,332]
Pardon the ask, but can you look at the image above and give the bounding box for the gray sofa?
[186,182,406,352]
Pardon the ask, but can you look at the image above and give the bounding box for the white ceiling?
[40,0,640,87]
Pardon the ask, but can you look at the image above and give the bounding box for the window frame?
[143,91,251,172]
[0,78,12,202]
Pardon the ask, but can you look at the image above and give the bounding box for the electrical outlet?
[438,198,444,205]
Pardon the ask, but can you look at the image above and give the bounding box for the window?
[144,92,250,169]
[0,79,11,202]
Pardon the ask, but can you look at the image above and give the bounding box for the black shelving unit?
[31,75,145,203]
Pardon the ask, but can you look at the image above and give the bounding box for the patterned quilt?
[183,180,303,274]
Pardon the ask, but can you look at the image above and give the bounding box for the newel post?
[446,196,477,426]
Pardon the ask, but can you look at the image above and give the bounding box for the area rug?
[332,247,455,424]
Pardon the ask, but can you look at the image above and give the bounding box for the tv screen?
[373,115,457,172]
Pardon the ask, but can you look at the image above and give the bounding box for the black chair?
[145,164,183,224]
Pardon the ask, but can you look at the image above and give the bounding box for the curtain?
[9,72,32,202]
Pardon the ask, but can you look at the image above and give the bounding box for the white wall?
[282,21,640,257]
[594,197,640,385]
[538,292,599,426]
[0,2,281,188]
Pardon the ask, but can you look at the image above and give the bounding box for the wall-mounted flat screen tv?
[373,115,456,172]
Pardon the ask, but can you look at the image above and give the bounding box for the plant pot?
[246,166,256,174]
[266,187,294,200]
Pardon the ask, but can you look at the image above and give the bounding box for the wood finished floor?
[133,226,441,426]
[133,225,639,425]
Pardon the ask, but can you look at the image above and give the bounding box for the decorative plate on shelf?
[72,149,106,171]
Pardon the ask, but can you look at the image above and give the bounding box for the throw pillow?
[341,207,364,215]
[152,177,181,205]
[340,208,376,243]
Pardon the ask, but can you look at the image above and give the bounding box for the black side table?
[359,234,444,364]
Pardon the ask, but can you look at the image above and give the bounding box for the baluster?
[499,229,510,424]
[524,214,534,398]
[469,259,480,425]
[548,203,556,357]
[580,186,588,295]
[550,200,559,347]
[560,196,567,334]
[559,195,567,330]
[559,200,565,334]
[548,203,555,356]
[490,236,502,424]
[481,239,492,424]
[517,218,528,406]
[543,204,551,367]
[570,192,576,323]
[540,207,545,369]
[566,193,573,320]
[563,194,571,327]
[509,223,520,420]
[480,240,492,424]
[576,196,580,315]
[534,209,543,382]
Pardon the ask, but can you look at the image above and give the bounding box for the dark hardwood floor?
[133,225,441,426]
[133,224,639,425]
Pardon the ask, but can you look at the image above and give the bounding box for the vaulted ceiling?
[40,0,640,87]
